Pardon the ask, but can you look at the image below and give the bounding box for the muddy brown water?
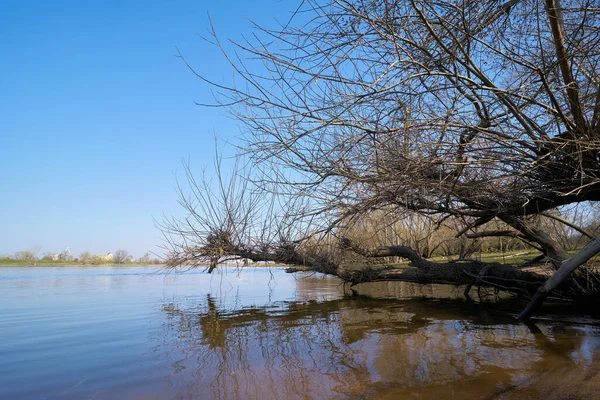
[1,266,600,399]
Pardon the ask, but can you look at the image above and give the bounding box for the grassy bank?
[0,259,164,267]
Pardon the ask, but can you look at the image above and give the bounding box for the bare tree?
[168,0,600,319]
[59,248,74,261]
[79,251,92,265]
[113,249,130,264]
[139,252,152,263]
[15,245,42,264]
[30,244,42,263]
[160,153,339,274]
[14,251,35,262]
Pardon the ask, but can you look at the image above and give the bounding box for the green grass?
[371,248,600,268]
[426,248,600,265]
[435,249,542,265]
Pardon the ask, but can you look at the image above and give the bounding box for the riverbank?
[0,259,165,267]
[0,259,288,268]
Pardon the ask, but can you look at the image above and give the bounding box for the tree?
[79,251,92,265]
[113,249,129,264]
[165,0,600,319]
[14,251,35,262]
[15,245,42,264]
[139,252,152,263]
[32,245,42,261]
[59,248,74,261]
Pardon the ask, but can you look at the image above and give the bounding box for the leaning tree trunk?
[518,238,600,320]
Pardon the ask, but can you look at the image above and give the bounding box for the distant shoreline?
[0,259,290,268]
[0,259,165,267]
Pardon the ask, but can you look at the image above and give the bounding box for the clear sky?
[1,0,294,258]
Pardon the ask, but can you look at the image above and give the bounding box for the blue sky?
[0,0,294,258]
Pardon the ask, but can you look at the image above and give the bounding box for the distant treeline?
[2,248,163,265]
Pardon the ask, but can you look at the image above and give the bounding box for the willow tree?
[165,0,600,319]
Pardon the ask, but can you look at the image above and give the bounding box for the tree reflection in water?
[160,282,600,400]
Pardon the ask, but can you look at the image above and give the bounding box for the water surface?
[1,266,600,399]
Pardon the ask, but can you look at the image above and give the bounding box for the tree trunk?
[499,215,570,269]
[518,238,600,320]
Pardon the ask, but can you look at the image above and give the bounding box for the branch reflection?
[159,281,600,399]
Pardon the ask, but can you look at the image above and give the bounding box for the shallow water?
[1,266,600,399]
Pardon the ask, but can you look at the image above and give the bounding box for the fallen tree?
[163,208,600,307]
[164,0,600,319]
[161,162,600,316]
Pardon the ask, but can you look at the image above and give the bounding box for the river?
[1,266,600,399]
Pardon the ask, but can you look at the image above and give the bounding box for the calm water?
[2,266,600,400]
